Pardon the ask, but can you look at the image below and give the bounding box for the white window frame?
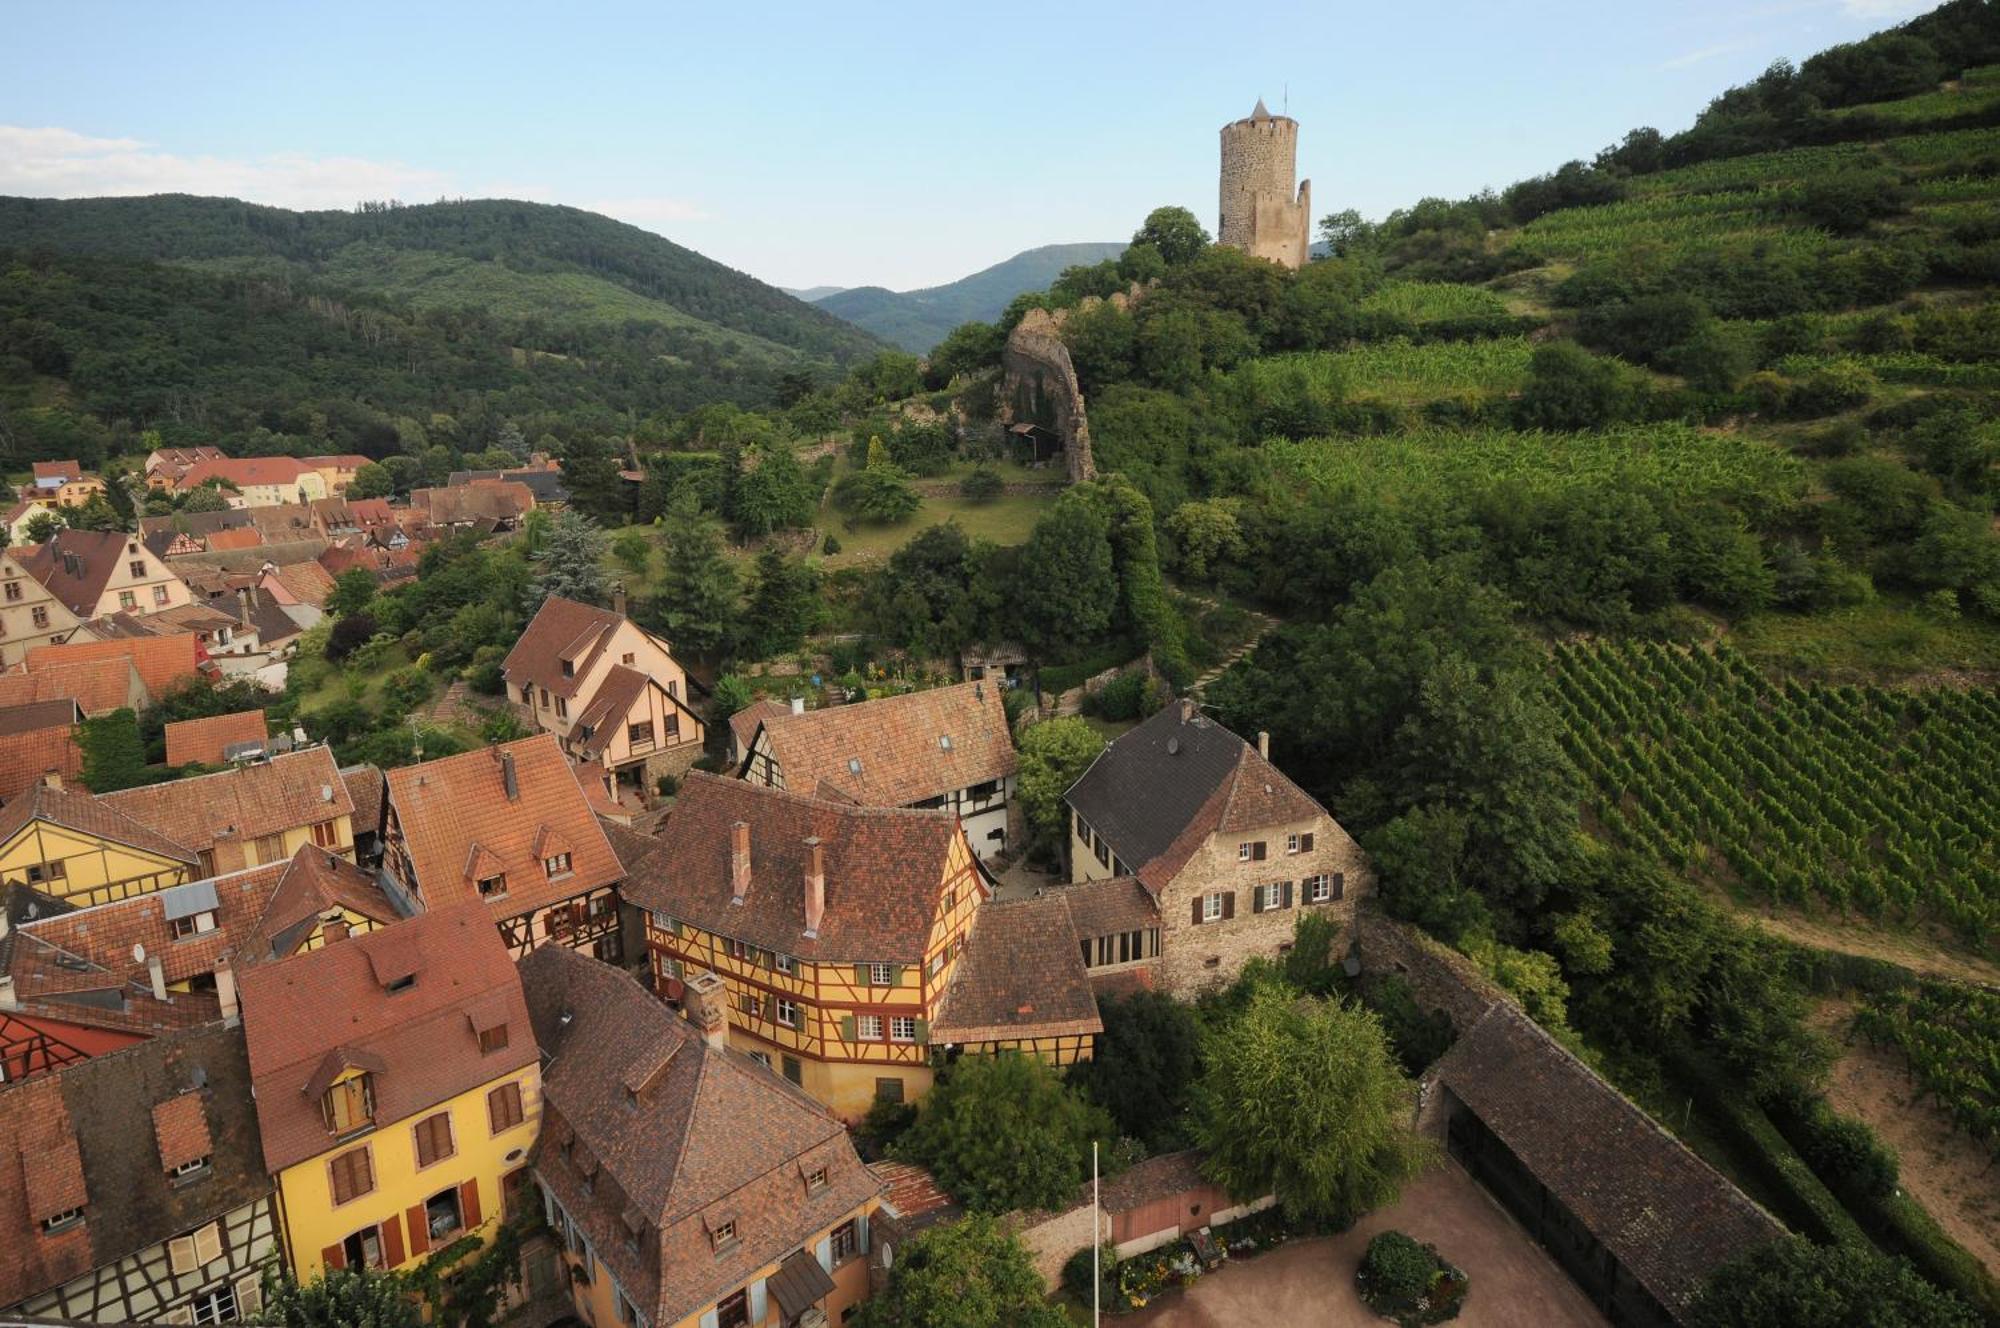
[890,1016,917,1044]
[775,953,795,975]
[1286,833,1300,855]
[775,996,799,1029]
[857,1014,883,1041]
[1237,842,1252,862]
[1306,874,1331,903]
[1202,892,1224,923]
[869,962,894,987]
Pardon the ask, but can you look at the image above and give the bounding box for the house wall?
[87,539,194,618]
[0,820,193,907]
[10,1196,278,1325]
[520,621,697,748]
[0,557,86,666]
[206,813,353,877]
[276,1064,540,1282]
[592,679,702,775]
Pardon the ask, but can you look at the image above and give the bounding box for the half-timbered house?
[101,746,357,878]
[0,782,199,909]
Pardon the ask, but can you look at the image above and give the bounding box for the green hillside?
[818,241,1125,350]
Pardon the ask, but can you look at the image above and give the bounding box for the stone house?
[1062,701,1371,996]
[13,530,193,621]
[0,551,90,668]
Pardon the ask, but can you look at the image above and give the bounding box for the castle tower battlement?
[1218,99,1311,270]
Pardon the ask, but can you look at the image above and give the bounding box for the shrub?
[1084,668,1163,722]
[325,613,379,663]
[960,466,1005,502]
[1784,361,1878,419]
[1356,1230,1469,1326]
[1363,1231,1435,1300]
[1061,1244,1118,1304]
[821,533,841,555]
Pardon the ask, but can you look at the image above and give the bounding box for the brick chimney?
[729,821,751,903]
[683,970,729,1050]
[803,836,825,936]
[612,582,627,617]
[216,964,240,1025]
[500,749,519,801]
[1178,697,1197,723]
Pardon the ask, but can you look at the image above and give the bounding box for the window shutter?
[382,1214,406,1269]
[841,1015,856,1041]
[1191,898,1203,926]
[169,1235,197,1275]
[913,1019,928,1045]
[193,1221,222,1265]
[1252,841,1267,861]
[854,964,869,987]
[234,1274,264,1316]
[1251,888,1265,915]
[405,1203,430,1257]
[460,1178,482,1229]
[1301,832,1315,852]
[163,1306,196,1326]
[886,965,903,987]
[1282,881,1294,909]
[1332,871,1345,900]
[321,1243,346,1272]
[1222,891,1235,920]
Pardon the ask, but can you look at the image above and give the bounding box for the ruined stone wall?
[1219,113,1311,270]
[1000,307,1098,484]
[1354,905,1507,1036]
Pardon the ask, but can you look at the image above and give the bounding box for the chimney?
[730,821,751,903]
[0,973,15,1010]
[500,749,519,801]
[803,837,825,936]
[612,582,628,617]
[237,587,251,622]
[789,696,806,716]
[147,954,168,1003]
[216,964,240,1025]
[683,970,729,1050]
[1257,731,1270,761]
[1178,697,1197,723]
[40,768,62,792]
[321,908,350,944]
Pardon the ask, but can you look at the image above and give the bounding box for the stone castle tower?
[1218,99,1311,270]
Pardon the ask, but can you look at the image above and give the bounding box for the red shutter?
[406,1203,430,1257]
[321,1243,345,1272]
[1190,898,1203,926]
[382,1215,406,1269]
[1221,891,1235,920]
[460,1178,482,1230]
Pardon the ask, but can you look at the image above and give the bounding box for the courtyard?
[1121,1161,1607,1328]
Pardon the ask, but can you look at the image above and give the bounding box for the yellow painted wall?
[0,820,192,905]
[276,1064,540,1281]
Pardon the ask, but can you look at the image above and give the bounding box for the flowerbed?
[1101,1207,1311,1313]
[1356,1230,1469,1326]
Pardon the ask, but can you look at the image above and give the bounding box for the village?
[0,437,1799,1328]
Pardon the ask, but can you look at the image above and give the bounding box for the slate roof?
[382,734,622,918]
[163,710,266,768]
[0,1025,270,1308]
[501,596,627,701]
[1066,702,1325,893]
[25,636,204,705]
[12,532,164,618]
[0,703,82,804]
[239,904,535,1173]
[754,681,1017,808]
[1428,1003,1784,1314]
[0,659,141,718]
[0,783,200,868]
[931,894,1101,1045]
[622,773,965,964]
[100,746,353,856]
[519,943,878,1328]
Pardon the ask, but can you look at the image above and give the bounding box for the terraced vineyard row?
[1549,640,2000,944]
[1855,981,2000,1157]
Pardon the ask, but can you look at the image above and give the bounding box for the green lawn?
[819,494,1054,567]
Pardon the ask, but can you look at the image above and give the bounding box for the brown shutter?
[1332,872,1345,900]
[1221,891,1235,920]
[1251,887,1265,915]
[1252,841,1267,861]
[321,1243,345,1272]
[405,1204,430,1257]
[382,1216,406,1269]
[460,1178,482,1230]
[1282,880,1294,909]
[1301,832,1315,852]
[1190,898,1203,926]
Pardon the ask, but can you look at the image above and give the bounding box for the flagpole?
[1093,1140,1101,1328]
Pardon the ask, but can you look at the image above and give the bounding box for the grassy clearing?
[1732,598,2000,681]
[818,494,1054,567]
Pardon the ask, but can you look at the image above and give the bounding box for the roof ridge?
[677,771,961,824]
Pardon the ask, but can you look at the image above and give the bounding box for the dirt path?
[1811,1000,2000,1277]
[1708,895,2000,988]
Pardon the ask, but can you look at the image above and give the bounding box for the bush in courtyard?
[1356,1230,1469,1326]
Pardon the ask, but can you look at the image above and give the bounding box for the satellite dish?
[132,942,146,965]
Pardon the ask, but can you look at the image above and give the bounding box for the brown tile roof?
[519,944,879,1328]
[866,1159,959,1229]
[1097,1150,1210,1215]
[174,456,312,491]
[270,558,336,608]
[100,745,353,855]
[0,702,82,802]
[0,658,141,717]
[163,709,267,768]
[1088,966,1157,999]
[571,665,663,760]
[0,1073,96,1304]
[31,461,84,483]
[1066,703,1326,894]
[501,595,625,701]
[728,699,790,760]
[414,481,534,525]
[623,773,964,964]
[26,635,204,705]
[756,682,1017,809]
[340,763,384,841]
[1429,1003,1784,1314]
[239,904,534,1173]
[0,782,199,868]
[146,602,242,636]
[244,503,319,543]
[136,510,250,544]
[1059,876,1160,940]
[251,846,403,958]
[13,530,165,618]
[383,735,622,920]
[931,894,1101,1045]
[150,1091,212,1173]
[203,527,263,551]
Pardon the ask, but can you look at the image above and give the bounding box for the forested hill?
[817,241,1125,350]
[0,194,882,461]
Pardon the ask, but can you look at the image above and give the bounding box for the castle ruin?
[1218,99,1310,269]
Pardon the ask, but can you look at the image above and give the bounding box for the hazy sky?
[0,0,1935,291]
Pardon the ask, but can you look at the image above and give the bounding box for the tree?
[860,522,995,659]
[22,511,63,543]
[646,491,739,659]
[611,528,653,576]
[495,420,528,461]
[731,441,817,535]
[1192,984,1431,1223]
[251,1266,421,1328]
[531,510,608,608]
[851,1213,1069,1328]
[326,568,378,618]
[180,486,232,514]
[79,709,153,793]
[326,613,379,663]
[1132,206,1211,267]
[741,548,821,659]
[894,1052,1120,1214]
[1165,499,1247,582]
[1688,1238,1979,1328]
[833,464,920,525]
[347,462,394,500]
[1015,494,1117,661]
[1512,341,1639,431]
[1015,717,1105,863]
[1069,991,1203,1152]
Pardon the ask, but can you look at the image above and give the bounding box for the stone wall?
[1006,1200,1110,1291]
[1353,904,1507,1036]
[1218,111,1310,270]
[1000,308,1096,484]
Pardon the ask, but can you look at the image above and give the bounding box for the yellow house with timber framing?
[0,782,199,907]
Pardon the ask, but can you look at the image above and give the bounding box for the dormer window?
[543,853,571,879]
[847,758,862,776]
[171,1155,211,1181]
[323,1074,374,1134]
[477,874,507,899]
[170,909,218,940]
[711,1219,736,1250]
[806,1167,828,1194]
[561,659,574,677]
[387,974,416,994]
[41,1207,84,1234]
[478,1024,510,1054]
[938,734,952,750]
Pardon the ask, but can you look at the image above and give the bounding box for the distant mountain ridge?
[815,242,1126,350]
[782,285,850,302]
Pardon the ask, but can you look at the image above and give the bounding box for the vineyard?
[1271,423,1803,505]
[1358,281,1515,327]
[1855,981,2000,1158]
[1549,640,2000,945]
[1774,350,2000,390]
[1240,340,1534,407]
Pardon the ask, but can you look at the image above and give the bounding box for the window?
[488,1081,525,1134]
[874,1077,904,1104]
[776,996,799,1028]
[774,953,794,975]
[189,1285,237,1325]
[42,1207,84,1233]
[1305,874,1333,904]
[340,1223,386,1271]
[856,1014,883,1041]
[479,1023,510,1054]
[153,584,172,606]
[253,833,285,863]
[118,590,137,610]
[31,606,48,628]
[554,696,568,719]
[726,938,754,961]
[1202,892,1224,923]
[868,962,894,987]
[24,860,65,883]
[310,819,338,849]
[938,734,953,751]
[1285,833,1300,855]
[831,1218,860,1264]
[665,713,680,738]
[1299,832,1316,853]
[543,853,571,879]
[328,1145,374,1204]
[749,1051,772,1069]
[627,720,653,746]
[539,688,551,708]
[413,1111,455,1167]
[621,652,636,665]
[711,1219,738,1249]
[1094,835,1110,868]
[927,951,944,978]
[169,1222,225,1273]
[1256,881,1288,912]
[3,581,18,601]
[891,1016,918,1043]
[738,992,763,1020]
[783,1055,802,1086]
[1238,842,1252,862]
[477,874,507,898]
[171,1154,212,1180]
[807,1167,828,1193]
[170,909,218,940]
[324,1076,373,1134]
[424,1187,463,1240]
[129,559,147,578]
[560,659,574,677]
[717,1289,749,1328]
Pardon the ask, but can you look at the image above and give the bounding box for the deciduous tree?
[852,1214,1068,1328]
[894,1052,1120,1214]
[1015,716,1105,863]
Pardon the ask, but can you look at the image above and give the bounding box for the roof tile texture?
[931,893,1101,1044]
[163,709,267,768]
[757,682,1016,808]
[101,745,352,854]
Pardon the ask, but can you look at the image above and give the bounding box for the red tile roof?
[173,456,313,491]
[930,894,1101,1045]
[31,461,84,483]
[101,745,353,856]
[163,709,267,768]
[728,699,790,760]
[0,703,82,803]
[0,1075,94,1304]
[150,1091,212,1173]
[622,773,964,964]
[501,595,626,701]
[26,635,204,705]
[269,559,336,608]
[203,527,263,551]
[754,682,1017,808]
[0,658,141,717]
[238,904,535,1173]
[383,734,622,921]
[0,782,200,868]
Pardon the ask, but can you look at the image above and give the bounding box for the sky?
[0,0,1941,292]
